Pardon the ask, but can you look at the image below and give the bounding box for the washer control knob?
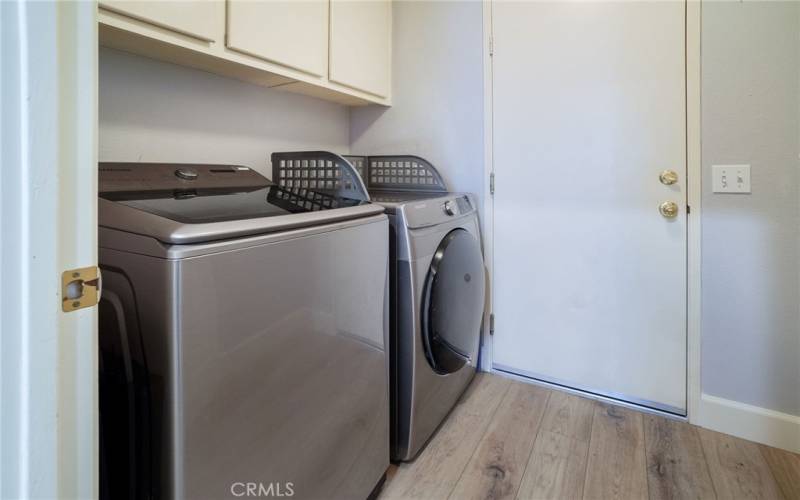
[175,168,198,181]
[443,200,457,216]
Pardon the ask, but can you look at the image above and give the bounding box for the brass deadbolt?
[659,170,679,186]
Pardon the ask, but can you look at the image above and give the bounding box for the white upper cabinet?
[329,0,392,98]
[98,0,391,105]
[99,0,221,42]
[226,1,328,77]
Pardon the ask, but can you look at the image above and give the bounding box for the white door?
[491,1,687,414]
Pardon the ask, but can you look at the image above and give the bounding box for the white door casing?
[491,1,688,414]
[1,1,98,497]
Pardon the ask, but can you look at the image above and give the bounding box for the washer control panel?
[174,168,199,180]
[99,163,268,193]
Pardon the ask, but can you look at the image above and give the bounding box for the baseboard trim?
[696,393,800,453]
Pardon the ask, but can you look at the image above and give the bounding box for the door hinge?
[62,266,101,312]
[687,204,691,215]
[489,35,494,57]
[489,313,495,335]
[489,172,495,195]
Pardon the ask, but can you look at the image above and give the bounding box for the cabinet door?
[226,1,328,77]
[99,0,221,42]
[329,0,391,98]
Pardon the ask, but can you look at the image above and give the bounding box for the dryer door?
[422,228,486,374]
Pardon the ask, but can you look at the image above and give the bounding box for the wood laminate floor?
[379,373,800,500]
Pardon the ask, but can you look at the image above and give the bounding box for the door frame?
[1,1,98,497]
[480,0,703,423]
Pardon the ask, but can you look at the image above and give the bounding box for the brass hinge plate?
[62,266,101,312]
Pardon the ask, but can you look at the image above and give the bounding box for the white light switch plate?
[712,164,751,193]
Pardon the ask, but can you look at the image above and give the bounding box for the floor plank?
[448,381,551,500]
[516,391,596,500]
[759,444,800,500]
[583,403,648,500]
[379,373,800,500]
[643,415,716,500]
[698,427,784,499]
[380,373,512,499]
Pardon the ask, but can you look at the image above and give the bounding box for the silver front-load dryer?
[375,191,485,461]
[274,152,486,462]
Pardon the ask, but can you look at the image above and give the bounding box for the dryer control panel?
[403,195,475,229]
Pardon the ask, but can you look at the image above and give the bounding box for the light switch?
[712,164,751,193]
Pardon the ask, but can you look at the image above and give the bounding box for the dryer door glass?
[422,228,486,374]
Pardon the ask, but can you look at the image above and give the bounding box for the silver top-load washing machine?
[98,155,390,500]
[277,153,486,462]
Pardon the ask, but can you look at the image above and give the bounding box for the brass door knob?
[659,201,679,218]
[659,170,679,185]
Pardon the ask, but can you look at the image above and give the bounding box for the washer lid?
[101,185,368,225]
[99,163,383,245]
